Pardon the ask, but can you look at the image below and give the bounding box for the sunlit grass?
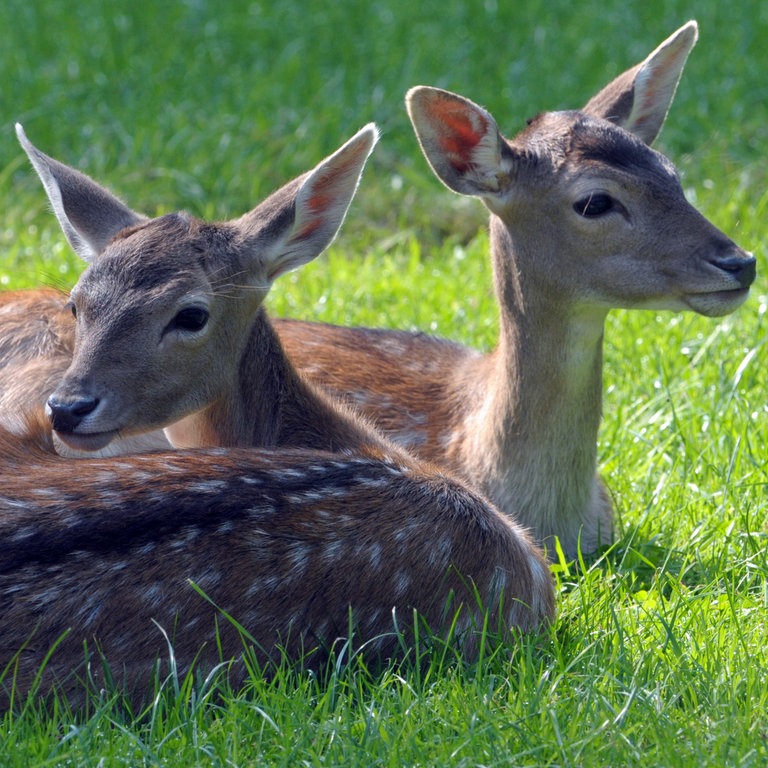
[1,0,766,765]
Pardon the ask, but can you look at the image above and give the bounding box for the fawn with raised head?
[0,23,756,558]
[0,125,553,708]
[274,21,755,557]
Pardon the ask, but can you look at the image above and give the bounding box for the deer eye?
[67,301,77,319]
[167,306,209,333]
[574,193,614,218]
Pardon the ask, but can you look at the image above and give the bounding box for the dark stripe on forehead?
[569,117,676,180]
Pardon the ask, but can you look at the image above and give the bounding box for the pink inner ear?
[307,189,332,214]
[298,178,337,239]
[295,216,324,240]
[429,98,487,172]
[307,173,340,214]
[306,138,369,214]
[293,182,334,239]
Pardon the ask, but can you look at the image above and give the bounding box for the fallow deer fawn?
[0,125,553,707]
[273,21,755,557]
[0,23,756,559]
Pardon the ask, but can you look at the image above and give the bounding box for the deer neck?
[167,308,397,457]
[461,216,610,554]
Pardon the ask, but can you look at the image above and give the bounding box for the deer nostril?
[713,253,757,289]
[46,395,100,433]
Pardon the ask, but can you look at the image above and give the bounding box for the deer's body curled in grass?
[0,22,756,559]
[0,125,553,708]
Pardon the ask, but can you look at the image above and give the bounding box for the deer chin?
[683,287,751,317]
[53,428,119,453]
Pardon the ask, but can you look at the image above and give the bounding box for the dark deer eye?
[67,301,77,319]
[167,306,209,333]
[574,193,614,218]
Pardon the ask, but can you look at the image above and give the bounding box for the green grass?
[1,0,767,765]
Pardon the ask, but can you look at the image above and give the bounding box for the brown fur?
[276,23,754,557]
[0,125,553,708]
[0,415,552,709]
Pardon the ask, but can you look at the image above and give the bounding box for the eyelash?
[574,193,614,218]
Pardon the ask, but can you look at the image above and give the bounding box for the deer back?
[0,415,553,708]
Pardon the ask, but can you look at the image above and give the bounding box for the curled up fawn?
[0,22,755,560]
[0,124,553,708]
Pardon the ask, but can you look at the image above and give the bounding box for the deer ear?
[237,123,378,282]
[583,20,698,145]
[16,124,144,263]
[406,87,513,200]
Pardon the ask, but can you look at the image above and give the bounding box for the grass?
[0,0,767,765]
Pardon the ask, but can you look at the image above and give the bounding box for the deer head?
[405,21,755,320]
[16,123,378,452]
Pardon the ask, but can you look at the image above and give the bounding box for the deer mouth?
[53,428,120,452]
[684,286,751,317]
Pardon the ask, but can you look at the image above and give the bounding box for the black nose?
[713,252,757,289]
[46,394,99,433]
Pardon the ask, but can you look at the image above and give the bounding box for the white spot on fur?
[78,594,103,626]
[190,480,230,494]
[288,610,301,630]
[170,527,201,550]
[9,525,36,543]
[1,498,32,511]
[323,540,343,563]
[145,584,164,608]
[137,541,157,556]
[286,490,330,505]
[388,428,427,449]
[287,544,311,577]
[353,477,391,491]
[30,585,61,609]
[246,504,276,517]
[394,570,411,598]
[261,574,280,593]
[196,568,221,590]
[278,468,310,481]
[394,527,410,544]
[439,429,462,450]
[368,542,382,570]
[430,535,453,567]
[31,486,60,499]
[186,615,202,630]
[366,607,382,629]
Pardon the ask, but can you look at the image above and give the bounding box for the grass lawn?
[0,0,766,765]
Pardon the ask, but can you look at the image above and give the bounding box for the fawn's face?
[490,112,755,317]
[50,213,268,452]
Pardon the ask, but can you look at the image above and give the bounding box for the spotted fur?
[1,123,554,707]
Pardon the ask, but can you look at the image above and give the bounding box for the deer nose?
[46,394,100,433]
[713,252,757,289]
